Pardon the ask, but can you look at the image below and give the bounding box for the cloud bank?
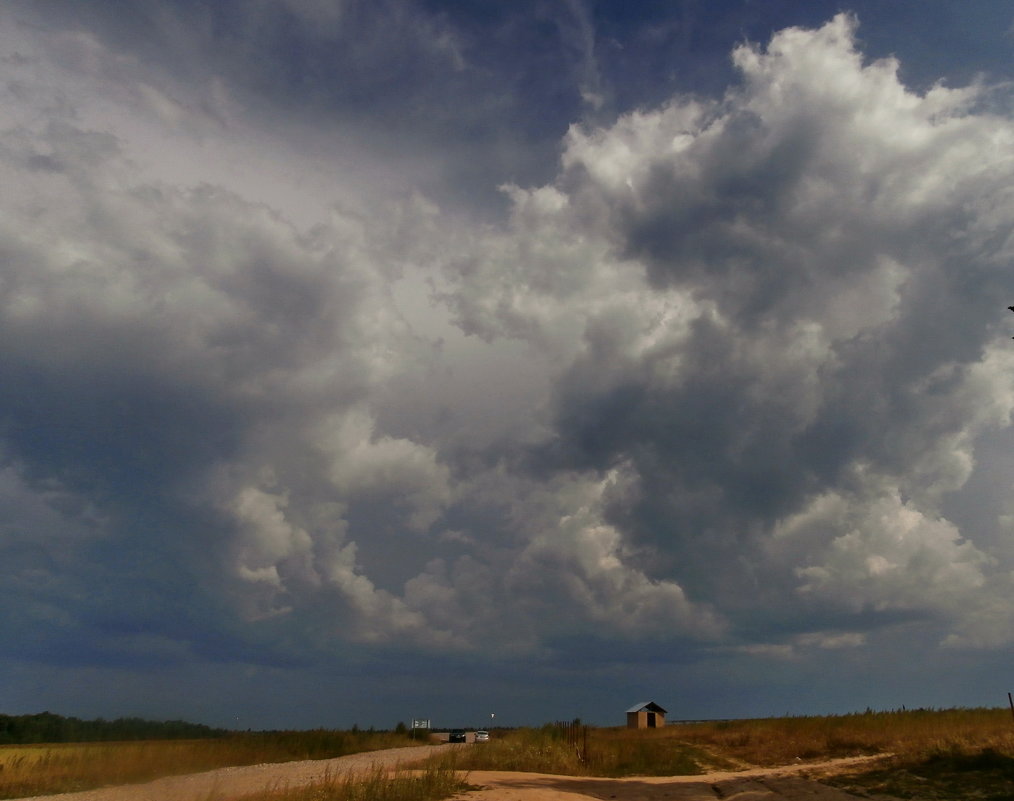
[2,7,1014,724]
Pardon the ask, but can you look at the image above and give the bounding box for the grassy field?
[0,729,421,799]
[674,707,1014,765]
[673,707,1014,799]
[5,710,1014,800]
[430,708,1014,799]
[428,723,731,776]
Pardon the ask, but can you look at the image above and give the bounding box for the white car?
[474,730,490,742]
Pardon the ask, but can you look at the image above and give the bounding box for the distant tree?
[0,712,225,744]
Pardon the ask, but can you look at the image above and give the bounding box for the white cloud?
[502,467,726,641]
[230,486,316,594]
[781,483,991,614]
[795,632,866,650]
[433,12,1014,649]
[314,406,451,531]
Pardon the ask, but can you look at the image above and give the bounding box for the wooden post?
[1008,692,1014,722]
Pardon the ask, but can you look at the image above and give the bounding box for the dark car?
[448,728,467,743]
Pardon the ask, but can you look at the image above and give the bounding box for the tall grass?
[674,707,1014,766]
[434,708,1014,780]
[0,729,420,799]
[6,710,1011,800]
[429,724,727,777]
[235,762,467,801]
[432,726,580,775]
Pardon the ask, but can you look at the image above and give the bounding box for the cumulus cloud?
[779,482,991,613]
[0,93,444,650]
[503,466,725,642]
[2,8,1014,701]
[314,407,451,532]
[437,13,1014,648]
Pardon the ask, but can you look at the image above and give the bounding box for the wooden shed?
[626,701,667,729]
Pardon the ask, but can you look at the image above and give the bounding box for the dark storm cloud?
[3,3,1014,728]
[8,0,601,212]
[0,108,434,664]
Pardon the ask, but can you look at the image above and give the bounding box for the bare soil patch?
[456,757,882,801]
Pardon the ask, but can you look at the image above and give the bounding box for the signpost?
[411,718,431,741]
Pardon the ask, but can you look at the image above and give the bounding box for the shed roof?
[625,701,667,714]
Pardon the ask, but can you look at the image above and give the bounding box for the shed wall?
[627,710,666,729]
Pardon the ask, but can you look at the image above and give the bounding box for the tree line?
[0,711,226,744]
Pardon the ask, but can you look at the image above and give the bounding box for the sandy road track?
[11,749,880,801]
[11,744,458,801]
[457,757,882,801]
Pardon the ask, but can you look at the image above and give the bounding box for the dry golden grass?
[6,710,1014,801]
[235,762,468,801]
[623,709,1014,800]
[427,725,728,777]
[430,707,1014,800]
[673,707,1014,766]
[0,730,417,799]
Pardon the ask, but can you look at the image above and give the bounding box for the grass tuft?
[233,762,468,801]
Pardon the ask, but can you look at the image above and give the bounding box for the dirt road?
[10,748,879,801]
[10,744,457,801]
[458,757,881,801]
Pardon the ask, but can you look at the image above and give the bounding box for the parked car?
[474,730,490,742]
[448,728,467,743]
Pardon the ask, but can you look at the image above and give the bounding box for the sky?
[1,0,1014,732]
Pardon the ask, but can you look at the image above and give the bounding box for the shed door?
[646,712,657,728]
